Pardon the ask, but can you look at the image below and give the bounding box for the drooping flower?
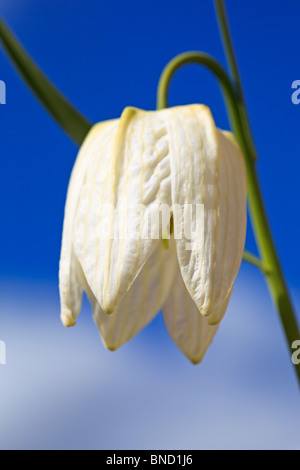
[59,104,247,364]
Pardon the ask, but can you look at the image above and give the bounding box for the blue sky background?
[0,0,299,450]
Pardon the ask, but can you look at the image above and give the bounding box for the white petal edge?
[162,243,219,364]
[76,239,177,350]
[166,104,247,325]
[59,119,118,326]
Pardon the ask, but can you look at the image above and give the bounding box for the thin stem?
[0,18,92,146]
[214,0,242,97]
[157,52,250,174]
[243,251,269,274]
[157,51,300,385]
[157,52,248,153]
[215,0,300,386]
[157,52,232,110]
[214,0,257,161]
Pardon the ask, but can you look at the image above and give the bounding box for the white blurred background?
[1,266,299,450]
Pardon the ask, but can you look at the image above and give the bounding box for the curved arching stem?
[157,52,300,385]
[157,52,253,191]
[157,52,238,126]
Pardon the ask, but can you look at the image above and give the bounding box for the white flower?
[59,104,247,364]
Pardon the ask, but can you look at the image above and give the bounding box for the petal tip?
[102,337,120,351]
[207,317,221,326]
[61,308,77,327]
[189,356,203,365]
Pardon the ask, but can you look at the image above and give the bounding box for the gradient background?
[0,0,299,450]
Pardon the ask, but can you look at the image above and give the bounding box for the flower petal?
[59,120,118,326]
[73,107,172,314]
[166,105,247,325]
[162,247,219,364]
[78,240,177,350]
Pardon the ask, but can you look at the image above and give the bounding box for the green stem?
[214,0,242,97]
[157,51,300,385]
[0,18,91,146]
[214,0,300,386]
[243,251,269,274]
[157,52,232,110]
[156,52,250,159]
[157,52,251,177]
[214,0,257,161]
